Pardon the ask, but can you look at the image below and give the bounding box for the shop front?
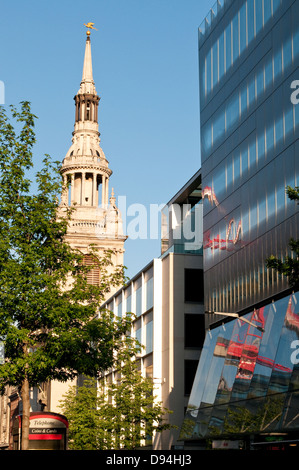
[12,412,68,450]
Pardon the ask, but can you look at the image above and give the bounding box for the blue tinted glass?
[240,4,246,54]
[232,14,239,62]
[274,47,282,78]
[213,163,226,200]
[266,123,274,154]
[212,42,218,88]
[240,87,247,114]
[213,110,225,144]
[226,156,233,189]
[226,94,239,129]
[284,107,293,137]
[146,321,153,354]
[294,27,299,59]
[126,294,131,312]
[225,23,232,71]
[259,197,267,225]
[272,0,281,14]
[257,132,265,162]
[219,32,225,80]
[275,115,283,145]
[248,77,255,105]
[233,151,240,185]
[206,49,211,94]
[247,0,255,43]
[256,0,263,34]
[256,66,264,97]
[267,189,275,222]
[146,277,153,311]
[202,121,212,155]
[250,201,258,231]
[264,0,272,24]
[135,287,142,316]
[249,138,257,170]
[283,36,292,70]
[264,58,273,89]
[135,327,142,345]
[200,57,205,101]
[240,144,249,179]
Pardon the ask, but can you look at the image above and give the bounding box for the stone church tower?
[59,29,126,289]
[47,30,127,413]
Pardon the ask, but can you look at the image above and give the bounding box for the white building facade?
[101,171,205,450]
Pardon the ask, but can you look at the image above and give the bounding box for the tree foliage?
[60,339,174,450]
[0,102,131,448]
[266,186,299,291]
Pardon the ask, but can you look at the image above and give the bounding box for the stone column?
[93,172,98,206]
[81,171,86,205]
[71,173,75,205]
[101,175,106,208]
[105,177,109,206]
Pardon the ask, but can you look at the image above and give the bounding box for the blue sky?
[0,0,212,278]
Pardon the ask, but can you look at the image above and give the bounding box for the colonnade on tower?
[59,28,126,289]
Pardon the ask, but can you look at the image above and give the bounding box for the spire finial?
[84,22,98,37]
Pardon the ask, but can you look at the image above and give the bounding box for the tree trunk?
[21,375,30,450]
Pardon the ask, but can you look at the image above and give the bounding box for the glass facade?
[200,0,299,312]
[181,291,299,444]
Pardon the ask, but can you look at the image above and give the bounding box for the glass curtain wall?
[200,0,299,312]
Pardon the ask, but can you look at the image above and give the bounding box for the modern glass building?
[200,0,298,314]
[182,0,299,449]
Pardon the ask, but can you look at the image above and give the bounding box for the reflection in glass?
[240,3,246,54]
[181,292,299,441]
[219,32,224,80]
[232,13,239,62]
[255,0,263,35]
[225,23,232,72]
[135,286,142,317]
[283,36,292,70]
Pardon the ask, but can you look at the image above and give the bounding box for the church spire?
[79,32,96,96]
[61,25,112,210]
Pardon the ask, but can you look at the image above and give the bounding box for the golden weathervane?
[84,22,98,36]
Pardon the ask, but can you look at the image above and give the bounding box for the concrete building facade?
[101,171,205,449]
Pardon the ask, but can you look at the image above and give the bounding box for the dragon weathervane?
[84,22,98,36]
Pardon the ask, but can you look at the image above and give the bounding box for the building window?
[185,314,205,349]
[184,360,198,396]
[83,254,100,286]
[185,269,204,302]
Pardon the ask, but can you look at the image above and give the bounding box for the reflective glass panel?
[135,286,142,316]
[283,36,292,70]
[225,23,232,71]
[240,4,246,54]
[255,0,263,35]
[232,13,240,62]
[181,292,299,440]
[247,0,255,43]
[219,32,225,80]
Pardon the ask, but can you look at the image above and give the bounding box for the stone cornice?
[60,164,112,176]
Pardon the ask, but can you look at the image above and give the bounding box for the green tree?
[60,340,174,450]
[266,186,299,290]
[0,102,131,450]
